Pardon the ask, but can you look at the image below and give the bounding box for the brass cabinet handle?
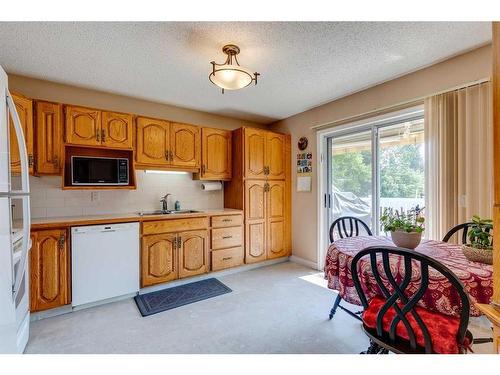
[53,156,59,167]
[169,150,174,161]
[264,166,269,175]
[222,235,233,239]
[177,236,182,248]
[101,129,106,143]
[165,151,169,161]
[201,164,206,174]
[222,218,232,222]
[96,130,100,142]
[222,257,233,261]
[264,182,270,192]
[28,155,34,167]
[58,235,65,250]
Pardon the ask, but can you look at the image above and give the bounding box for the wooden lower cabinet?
[30,228,70,312]
[178,230,208,278]
[212,247,244,271]
[141,233,178,287]
[141,219,209,287]
[245,221,266,263]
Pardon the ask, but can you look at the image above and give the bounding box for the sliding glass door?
[326,116,424,237]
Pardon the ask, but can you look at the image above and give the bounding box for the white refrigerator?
[0,65,31,353]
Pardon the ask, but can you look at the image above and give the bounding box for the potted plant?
[380,206,425,249]
[462,215,493,265]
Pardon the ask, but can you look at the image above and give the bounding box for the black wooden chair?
[328,216,372,320]
[351,246,472,354]
[329,216,372,243]
[442,222,475,244]
[443,222,494,345]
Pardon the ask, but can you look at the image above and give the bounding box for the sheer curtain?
[424,82,493,241]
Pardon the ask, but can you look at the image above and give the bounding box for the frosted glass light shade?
[209,64,254,90]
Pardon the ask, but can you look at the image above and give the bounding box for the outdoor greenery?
[380,206,425,233]
[468,215,493,250]
[332,144,424,198]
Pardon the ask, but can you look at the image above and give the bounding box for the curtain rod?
[310,77,491,131]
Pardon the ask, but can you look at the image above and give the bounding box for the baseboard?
[289,255,319,270]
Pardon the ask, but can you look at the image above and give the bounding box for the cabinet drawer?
[211,214,243,228]
[211,226,243,249]
[142,217,208,235]
[211,247,244,271]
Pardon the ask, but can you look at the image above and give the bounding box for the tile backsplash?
[25,172,224,218]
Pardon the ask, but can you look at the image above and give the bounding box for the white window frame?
[316,105,424,271]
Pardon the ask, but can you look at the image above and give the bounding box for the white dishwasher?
[71,222,140,307]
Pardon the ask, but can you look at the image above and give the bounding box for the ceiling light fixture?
[209,44,260,94]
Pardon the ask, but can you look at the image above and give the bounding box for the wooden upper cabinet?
[178,230,208,278]
[35,101,63,175]
[141,233,177,287]
[135,117,170,167]
[30,229,70,312]
[266,132,286,179]
[101,111,133,149]
[244,128,267,178]
[9,94,33,174]
[170,123,200,169]
[200,127,232,180]
[65,105,101,146]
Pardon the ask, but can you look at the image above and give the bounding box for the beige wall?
[8,74,263,130]
[270,45,493,266]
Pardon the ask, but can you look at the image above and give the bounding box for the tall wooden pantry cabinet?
[224,127,291,264]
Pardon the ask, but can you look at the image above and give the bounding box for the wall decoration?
[298,136,308,151]
[297,152,313,175]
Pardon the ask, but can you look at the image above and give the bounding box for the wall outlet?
[90,191,100,202]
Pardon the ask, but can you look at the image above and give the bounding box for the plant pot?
[462,245,493,265]
[390,230,422,249]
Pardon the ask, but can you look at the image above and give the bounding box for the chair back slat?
[329,216,372,243]
[369,252,418,349]
[351,246,471,354]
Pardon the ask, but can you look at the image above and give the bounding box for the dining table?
[324,236,494,317]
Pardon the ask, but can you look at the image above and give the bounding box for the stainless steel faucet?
[160,193,171,212]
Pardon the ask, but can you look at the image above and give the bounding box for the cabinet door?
[65,105,101,146]
[101,111,133,149]
[141,233,177,287]
[170,123,200,169]
[178,230,208,278]
[201,127,232,180]
[9,94,33,174]
[35,101,63,175]
[245,180,266,263]
[244,128,267,179]
[266,180,288,259]
[30,229,70,312]
[135,117,170,166]
[266,132,286,179]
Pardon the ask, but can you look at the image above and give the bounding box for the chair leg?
[328,294,342,320]
[473,337,494,344]
[361,341,389,354]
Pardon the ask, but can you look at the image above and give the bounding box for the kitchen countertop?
[28,208,243,230]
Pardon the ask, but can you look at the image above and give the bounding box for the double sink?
[138,209,201,216]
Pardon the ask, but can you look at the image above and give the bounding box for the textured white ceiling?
[0,22,491,123]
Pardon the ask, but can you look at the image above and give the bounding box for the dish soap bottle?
[174,200,181,211]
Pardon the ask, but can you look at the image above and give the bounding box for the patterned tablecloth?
[324,236,493,317]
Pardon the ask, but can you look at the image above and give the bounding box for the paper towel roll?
[201,182,222,191]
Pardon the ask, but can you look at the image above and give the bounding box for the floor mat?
[134,278,232,317]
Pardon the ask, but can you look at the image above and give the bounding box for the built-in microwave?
[71,156,129,186]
